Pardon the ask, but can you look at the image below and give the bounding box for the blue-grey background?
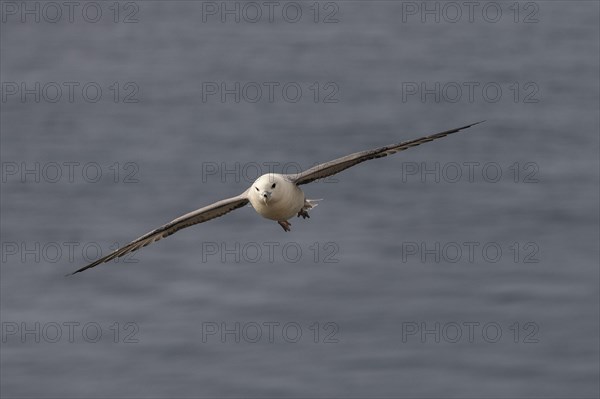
[1,1,598,397]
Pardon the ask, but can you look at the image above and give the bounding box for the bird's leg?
[297,199,317,219]
[278,220,291,232]
[297,209,310,219]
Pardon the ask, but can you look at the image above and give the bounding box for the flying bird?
[68,121,484,275]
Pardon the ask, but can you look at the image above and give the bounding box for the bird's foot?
[297,199,320,219]
[278,220,291,232]
[297,209,310,219]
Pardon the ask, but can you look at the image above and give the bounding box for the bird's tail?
[304,198,323,209]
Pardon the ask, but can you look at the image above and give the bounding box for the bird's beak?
[261,191,272,204]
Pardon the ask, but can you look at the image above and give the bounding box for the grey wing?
[287,121,484,186]
[68,192,249,275]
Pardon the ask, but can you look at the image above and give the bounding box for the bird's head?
[251,173,285,205]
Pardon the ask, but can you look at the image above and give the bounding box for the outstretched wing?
[287,121,484,186]
[68,192,249,275]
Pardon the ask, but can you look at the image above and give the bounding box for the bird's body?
[248,174,306,222]
[68,121,484,275]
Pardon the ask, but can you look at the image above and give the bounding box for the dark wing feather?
[288,121,484,186]
[68,192,249,275]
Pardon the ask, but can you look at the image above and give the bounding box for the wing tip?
[468,120,486,128]
[450,120,485,135]
[66,259,105,276]
[65,266,90,277]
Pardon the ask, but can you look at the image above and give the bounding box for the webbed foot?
[278,220,291,232]
[297,209,310,219]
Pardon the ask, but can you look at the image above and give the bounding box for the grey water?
[1,1,598,397]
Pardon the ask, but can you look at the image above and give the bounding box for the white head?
[251,173,286,205]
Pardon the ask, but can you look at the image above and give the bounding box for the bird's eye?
[271,183,276,189]
[255,187,259,191]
